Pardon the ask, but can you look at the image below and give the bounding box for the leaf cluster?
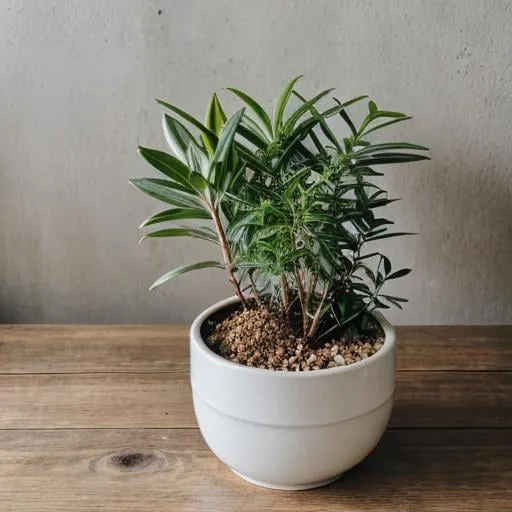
[131,77,429,339]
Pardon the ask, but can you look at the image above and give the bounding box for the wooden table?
[0,325,510,511]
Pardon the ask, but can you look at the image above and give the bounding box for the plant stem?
[308,272,318,310]
[280,274,290,312]
[210,207,247,307]
[249,273,262,306]
[308,283,329,339]
[294,265,308,336]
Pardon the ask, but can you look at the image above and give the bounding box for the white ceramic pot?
[190,296,396,490]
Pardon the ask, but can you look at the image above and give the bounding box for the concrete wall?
[1,0,511,324]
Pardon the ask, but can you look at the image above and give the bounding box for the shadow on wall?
[408,158,512,323]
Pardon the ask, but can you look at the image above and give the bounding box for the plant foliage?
[131,77,429,340]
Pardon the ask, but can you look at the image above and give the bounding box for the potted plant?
[131,76,429,490]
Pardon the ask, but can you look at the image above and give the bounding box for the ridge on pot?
[190,297,396,490]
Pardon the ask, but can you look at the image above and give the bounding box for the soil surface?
[206,305,384,372]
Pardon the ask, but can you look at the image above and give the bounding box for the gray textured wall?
[1,0,511,324]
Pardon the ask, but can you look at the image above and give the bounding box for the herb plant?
[131,76,429,340]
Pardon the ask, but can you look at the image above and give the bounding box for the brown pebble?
[206,304,384,373]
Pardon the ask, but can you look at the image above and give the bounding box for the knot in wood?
[89,449,168,475]
[112,452,146,468]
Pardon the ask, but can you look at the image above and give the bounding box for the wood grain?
[0,325,190,374]
[0,371,510,429]
[1,325,511,373]
[396,325,512,371]
[1,325,511,510]
[0,428,509,512]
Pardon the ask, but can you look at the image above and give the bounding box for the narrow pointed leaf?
[338,108,357,137]
[241,115,271,144]
[186,143,209,177]
[308,128,327,155]
[382,255,392,275]
[381,295,409,303]
[138,146,204,191]
[361,116,413,136]
[387,268,412,280]
[283,88,334,132]
[156,98,218,156]
[367,232,415,242]
[139,207,210,228]
[204,93,227,135]
[383,297,403,309]
[162,114,200,162]
[129,178,202,208]
[236,123,269,149]
[293,91,343,151]
[236,143,275,176]
[354,142,429,156]
[140,227,218,244]
[226,88,273,135]
[335,95,369,109]
[212,109,245,166]
[273,75,303,132]
[149,261,224,290]
[354,153,430,165]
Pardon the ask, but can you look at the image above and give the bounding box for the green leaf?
[383,297,403,309]
[241,115,271,144]
[283,88,334,132]
[149,261,224,290]
[362,266,376,283]
[186,143,209,177]
[369,197,400,208]
[335,95,369,109]
[354,153,430,166]
[382,255,392,275]
[350,167,384,177]
[212,109,245,167]
[380,294,408,309]
[162,114,200,162]
[204,93,227,135]
[338,108,357,137]
[366,232,415,242]
[156,98,218,156]
[208,109,245,189]
[138,147,206,192]
[368,100,378,114]
[371,218,394,229]
[139,207,210,228]
[226,88,273,136]
[227,210,263,234]
[236,124,269,149]
[366,227,388,238]
[381,294,408,303]
[361,116,412,136]
[360,111,409,135]
[354,142,429,156]
[308,128,327,155]
[273,75,303,133]
[236,143,275,177]
[373,298,390,309]
[293,91,343,152]
[355,252,380,261]
[387,268,412,280]
[140,227,218,244]
[129,178,202,208]
[275,122,314,169]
